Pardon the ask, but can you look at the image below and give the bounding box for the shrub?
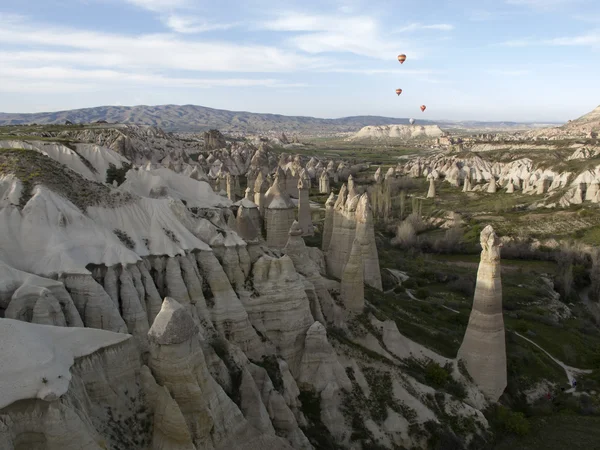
[113,229,135,250]
[447,277,475,297]
[415,287,429,300]
[406,212,427,233]
[425,362,450,387]
[403,278,419,289]
[488,405,530,437]
[392,220,417,248]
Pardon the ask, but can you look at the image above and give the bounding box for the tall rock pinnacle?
[457,225,507,402]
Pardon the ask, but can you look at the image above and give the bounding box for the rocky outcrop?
[370,167,392,220]
[195,251,265,360]
[322,192,336,253]
[254,172,269,216]
[319,171,330,194]
[326,187,382,290]
[457,225,507,402]
[283,221,340,325]
[204,129,227,150]
[351,124,445,140]
[147,298,293,450]
[427,178,436,198]
[226,173,235,201]
[0,318,131,410]
[355,194,383,290]
[61,274,127,333]
[340,238,364,313]
[0,322,147,450]
[250,254,315,375]
[236,200,262,241]
[264,180,296,250]
[297,171,314,236]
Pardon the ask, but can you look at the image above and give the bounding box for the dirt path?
[514,331,592,388]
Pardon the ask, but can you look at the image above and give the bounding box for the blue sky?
[1,0,600,121]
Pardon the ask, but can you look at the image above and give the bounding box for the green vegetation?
[106,162,132,186]
[299,389,343,450]
[113,229,135,250]
[341,366,417,449]
[493,415,600,450]
[0,148,134,208]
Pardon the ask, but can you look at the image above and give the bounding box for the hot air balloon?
[409,118,415,125]
[420,105,426,112]
[397,54,406,64]
[395,89,402,96]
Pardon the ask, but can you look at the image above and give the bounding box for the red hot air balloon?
[420,105,426,112]
[397,54,406,64]
[395,89,402,96]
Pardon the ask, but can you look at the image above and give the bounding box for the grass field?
[494,415,600,450]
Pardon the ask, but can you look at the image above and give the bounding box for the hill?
[350,124,446,141]
[0,104,560,134]
[525,105,600,139]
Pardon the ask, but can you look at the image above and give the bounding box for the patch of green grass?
[504,317,600,369]
[494,415,600,450]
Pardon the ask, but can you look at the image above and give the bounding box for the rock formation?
[296,170,314,236]
[254,172,269,216]
[351,124,446,140]
[226,173,235,201]
[147,298,293,449]
[370,167,393,220]
[319,171,330,194]
[204,129,227,150]
[427,177,436,198]
[283,221,338,325]
[457,225,507,402]
[340,238,364,312]
[326,186,382,290]
[355,194,383,290]
[264,179,296,249]
[322,192,336,253]
[0,318,131,410]
[236,200,262,241]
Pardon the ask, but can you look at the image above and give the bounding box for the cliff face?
[457,225,507,402]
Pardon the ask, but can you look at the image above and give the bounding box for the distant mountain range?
[0,104,563,134]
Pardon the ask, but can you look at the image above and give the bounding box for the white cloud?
[123,0,187,12]
[506,0,577,9]
[468,10,493,21]
[0,64,307,93]
[394,23,454,33]
[164,15,237,34]
[321,68,436,75]
[262,12,417,60]
[485,69,531,76]
[499,30,600,47]
[0,19,329,73]
[546,31,600,46]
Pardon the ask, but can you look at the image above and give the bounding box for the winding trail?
[514,331,592,388]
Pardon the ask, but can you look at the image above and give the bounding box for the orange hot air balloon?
[395,89,402,96]
[398,54,406,64]
[420,105,426,112]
